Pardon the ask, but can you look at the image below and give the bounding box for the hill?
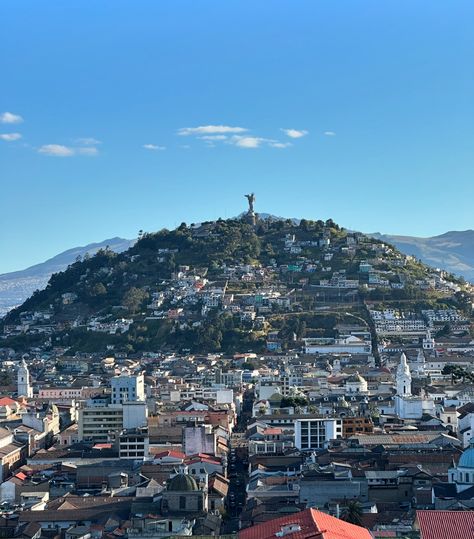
[371,231,474,281]
[1,217,469,355]
[0,237,134,316]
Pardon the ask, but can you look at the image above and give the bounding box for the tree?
[436,323,451,338]
[0,371,13,386]
[280,396,308,408]
[241,361,257,371]
[91,283,107,296]
[123,287,148,313]
[341,500,363,526]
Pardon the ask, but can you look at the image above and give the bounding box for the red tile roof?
[186,455,222,466]
[153,450,185,460]
[0,397,18,406]
[416,510,474,539]
[264,428,283,435]
[238,508,372,539]
[186,452,221,463]
[93,443,112,449]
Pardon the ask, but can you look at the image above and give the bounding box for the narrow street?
[222,388,254,534]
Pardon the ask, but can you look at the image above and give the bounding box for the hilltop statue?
[245,193,255,213]
[243,193,257,226]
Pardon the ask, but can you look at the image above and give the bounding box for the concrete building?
[170,387,233,405]
[78,401,147,442]
[0,427,25,482]
[111,373,145,404]
[118,428,149,459]
[294,418,342,451]
[182,425,216,456]
[78,406,123,442]
[303,335,372,355]
[299,463,367,508]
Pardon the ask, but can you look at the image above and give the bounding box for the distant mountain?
[0,237,134,316]
[370,230,474,281]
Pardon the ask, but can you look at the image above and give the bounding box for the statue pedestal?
[244,211,257,226]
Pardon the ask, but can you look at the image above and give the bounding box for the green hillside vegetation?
[1,217,470,355]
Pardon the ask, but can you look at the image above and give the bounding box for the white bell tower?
[396,352,412,397]
[423,330,435,350]
[17,358,33,398]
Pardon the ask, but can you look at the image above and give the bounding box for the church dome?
[458,445,474,469]
[339,397,350,408]
[168,474,199,492]
[347,373,366,384]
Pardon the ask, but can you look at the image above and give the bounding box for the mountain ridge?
[0,237,134,316]
[370,230,474,281]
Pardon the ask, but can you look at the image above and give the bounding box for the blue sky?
[1,1,474,273]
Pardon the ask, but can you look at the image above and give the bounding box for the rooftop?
[238,508,372,539]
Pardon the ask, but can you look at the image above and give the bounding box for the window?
[179,496,186,509]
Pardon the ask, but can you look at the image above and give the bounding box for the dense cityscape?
[2,2,473,538]
[0,198,473,538]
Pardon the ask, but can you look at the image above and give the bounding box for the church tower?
[396,352,412,397]
[416,348,426,375]
[423,329,435,350]
[17,358,33,398]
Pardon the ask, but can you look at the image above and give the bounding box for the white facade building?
[294,418,342,450]
[123,401,148,430]
[111,373,145,404]
[395,352,434,419]
[303,335,371,355]
[422,330,436,350]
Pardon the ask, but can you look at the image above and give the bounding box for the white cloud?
[178,125,247,136]
[38,144,99,157]
[231,136,266,148]
[0,112,23,124]
[38,144,75,157]
[198,135,228,141]
[230,136,291,149]
[269,141,292,149]
[324,131,336,136]
[76,137,101,145]
[0,133,22,141]
[281,128,308,139]
[143,144,166,151]
[77,146,99,156]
